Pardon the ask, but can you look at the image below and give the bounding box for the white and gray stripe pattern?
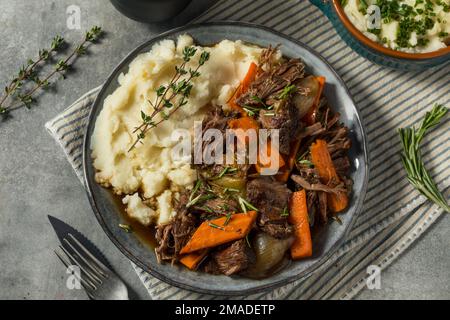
[46,0,449,300]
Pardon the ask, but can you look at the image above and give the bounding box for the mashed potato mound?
[344,0,450,53]
[91,35,263,225]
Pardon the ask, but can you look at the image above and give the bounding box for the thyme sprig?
[0,35,65,115]
[398,104,450,213]
[0,26,102,117]
[128,47,210,151]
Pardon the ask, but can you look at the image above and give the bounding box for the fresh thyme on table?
[398,104,450,213]
[0,26,102,119]
[128,47,210,151]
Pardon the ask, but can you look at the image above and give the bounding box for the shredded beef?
[333,156,351,177]
[291,174,346,195]
[212,239,255,275]
[318,192,328,224]
[155,209,198,264]
[259,102,302,155]
[246,178,293,239]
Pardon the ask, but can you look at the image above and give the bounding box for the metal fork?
[55,233,129,300]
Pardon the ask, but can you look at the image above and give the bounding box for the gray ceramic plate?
[83,22,369,296]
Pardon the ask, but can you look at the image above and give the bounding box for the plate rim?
[82,21,370,296]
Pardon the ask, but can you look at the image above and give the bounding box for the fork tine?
[54,249,97,292]
[59,244,102,286]
[67,233,109,276]
[63,237,106,280]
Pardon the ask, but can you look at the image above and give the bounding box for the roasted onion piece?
[242,232,293,279]
[293,75,320,118]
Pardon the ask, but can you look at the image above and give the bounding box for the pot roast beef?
[246,178,293,239]
[204,239,255,276]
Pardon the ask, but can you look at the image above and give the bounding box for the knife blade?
[48,215,112,270]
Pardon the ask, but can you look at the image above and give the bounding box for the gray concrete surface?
[0,0,448,300]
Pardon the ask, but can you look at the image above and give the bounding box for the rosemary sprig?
[398,104,449,213]
[0,26,102,116]
[237,196,259,213]
[189,179,203,202]
[208,222,225,231]
[224,213,233,226]
[213,166,237,180]
[242,105,260,116]
[186,193,215,208]
[128,47,210,151]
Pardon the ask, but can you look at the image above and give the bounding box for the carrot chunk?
[240,62,258,93]
[310,139,348,212]
[179,250,208,270]
[255,139,286,174]
[289,190,313,259]
[227,62,259,115]
[228,116,259,145]
[180,211,258,254]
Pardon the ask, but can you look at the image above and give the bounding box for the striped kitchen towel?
[46,0,449,300]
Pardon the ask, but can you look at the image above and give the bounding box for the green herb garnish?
[200,206,214,213]
[398,104,450,213]
[118,224,133,233]
[129,47,210,151]
[298,159,314,167]
[243,105,260,117]
[280,207,290,217]
[187,193,215,208]
[224,213,233,226]
[215,166,237,179]
[238,196,259,213]
[251,95,269,108]
[189,180,203,202]
[208,222,225,230]
[223,187,240,194]
[245,235,252,248]
[278,84,297,100]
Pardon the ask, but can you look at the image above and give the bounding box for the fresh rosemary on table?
[0,26,102,118]
[128,46,210,151]
[398,104,450,213]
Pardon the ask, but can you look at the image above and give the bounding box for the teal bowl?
[310,0,450,70]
